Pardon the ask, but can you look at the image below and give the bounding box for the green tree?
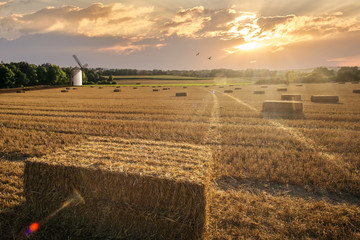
[337,67,359,82]
[0,65,15,88]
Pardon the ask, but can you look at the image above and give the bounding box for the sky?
[0,0,359,70]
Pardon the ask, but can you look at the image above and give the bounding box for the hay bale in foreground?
[24,137,209,239]
[262,100,303,113]
[277,87,287,91]
[311,95,339,103]
[281,94,301,101]
[353,90,360,93]
[253,90,265,94]
[224,90,233,93]
[176,92,187,97]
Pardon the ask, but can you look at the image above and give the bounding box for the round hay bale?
[61,90,68,93]
[153,89,159,92]
[311,95,339,103]
[281,94,301,101]
[224,90,233,93]
[176,92,187,97]
[262,100,303,113]
[277,87,287,91]
[114,89,121,92]
[253,90,265,94]
[353,90,360,94]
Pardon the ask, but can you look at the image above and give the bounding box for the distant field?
[0,82,359,239]
[110,75,212,80]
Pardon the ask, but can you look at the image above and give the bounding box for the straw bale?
[16,90,25,93]
[352,81,359,84]
[136,83,141,85]
[153,89,159,92]
[162,88,168,90]
[281,94,301,101]
[133,87,138,89]
[176,92,187,97]
[99,87,103,89]
[311,95,339,103]
[296,84,303,87]
[61,90,68,93]
[235,88,242,90]
[113,89,121,92]
[116,86,120,88]
[24,136,210,239]
[277,87,287,91]
[219,86,224,88]
[353,90,360,93]
[72,88,77,90]
[253,90,265,94]
[262,100,303,113]
[183,86,188,88]
[261,85,268,88]
[66,87,71,90]
[224,90,233,93]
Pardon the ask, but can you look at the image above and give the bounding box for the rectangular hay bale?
[277,87,287,91]
[24,137,209,239]
[353,90,360,93]
[281,94,301,101]
[224,90,233,93]
[253,90,265,94]
[311,95,339,103]
[262,100,303,113]
[176,92,187,97]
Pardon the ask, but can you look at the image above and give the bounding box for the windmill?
[71,55,88,86]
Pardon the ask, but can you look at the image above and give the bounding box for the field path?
[219,91,344,169]
[203,90,221,145]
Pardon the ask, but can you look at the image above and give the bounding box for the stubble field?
[0,81,359,239]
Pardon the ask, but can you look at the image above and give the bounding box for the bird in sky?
[208,56,212,60]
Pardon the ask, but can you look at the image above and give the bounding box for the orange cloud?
[0,3,155,40]
[327,55,360,66]
[98,42,166,55]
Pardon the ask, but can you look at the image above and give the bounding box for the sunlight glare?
[234,42,262,51]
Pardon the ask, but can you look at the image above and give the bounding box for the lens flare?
[25,222,39,235]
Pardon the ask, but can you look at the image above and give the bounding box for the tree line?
[0,62,103,88]
[0,61,359,89]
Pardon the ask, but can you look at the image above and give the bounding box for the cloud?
[163,6,211,38]
[0,3,156,40]
[327,55,360,66]
[98,41,166,55]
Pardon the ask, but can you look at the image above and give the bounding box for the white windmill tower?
[71,55,88,86]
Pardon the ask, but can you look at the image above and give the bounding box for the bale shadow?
[214,175,360,206]
[260,111,306,120]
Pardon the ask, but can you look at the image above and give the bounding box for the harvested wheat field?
[1,82,360,239]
